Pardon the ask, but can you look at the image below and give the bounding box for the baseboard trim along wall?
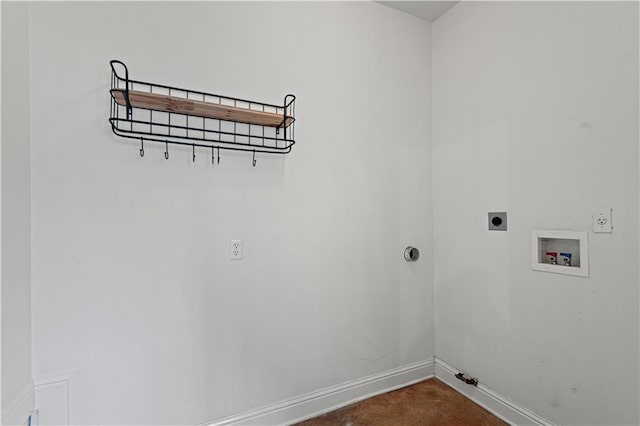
[204,359,435,426]
[2,381,35,426]
[28,359,554,425]
[434,357,554,426]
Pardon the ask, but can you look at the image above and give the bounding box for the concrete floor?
[295,378,507,426]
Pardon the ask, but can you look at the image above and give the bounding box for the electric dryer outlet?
[592,208,612,233]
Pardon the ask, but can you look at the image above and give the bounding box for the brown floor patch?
[294,378,507,426]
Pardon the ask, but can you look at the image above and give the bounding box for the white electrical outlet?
[230,240,242,259]
[592,208,612,233]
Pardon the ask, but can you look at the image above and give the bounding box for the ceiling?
[377,1,458,22]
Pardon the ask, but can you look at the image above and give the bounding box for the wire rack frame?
[108,60,296,164]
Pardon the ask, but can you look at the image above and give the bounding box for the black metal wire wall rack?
[109,60,296,166]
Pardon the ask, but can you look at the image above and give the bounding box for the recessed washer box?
[531,230,589,277]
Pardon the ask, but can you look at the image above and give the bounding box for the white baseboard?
[204,359,435,426]
[434,357,554,426]
[25,359,552,426]
[2,380,35,426]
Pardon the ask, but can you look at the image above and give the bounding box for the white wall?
[433,2,639,425]
[28,2,433,424]
[2,2,35,424]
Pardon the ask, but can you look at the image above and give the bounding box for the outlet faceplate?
[592,208,612,233]
[230,240,242,259]
[488,212,507,231]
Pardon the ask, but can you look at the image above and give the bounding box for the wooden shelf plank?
[111,89,293,128]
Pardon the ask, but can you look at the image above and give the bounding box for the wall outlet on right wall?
[592,208,613,233]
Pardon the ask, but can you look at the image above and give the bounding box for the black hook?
[164,141,169,160]
[217,147,220,164]
[139,138,144,157]
[252,150,256,167]
[211,146,215,165]
[192,144,196,162]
